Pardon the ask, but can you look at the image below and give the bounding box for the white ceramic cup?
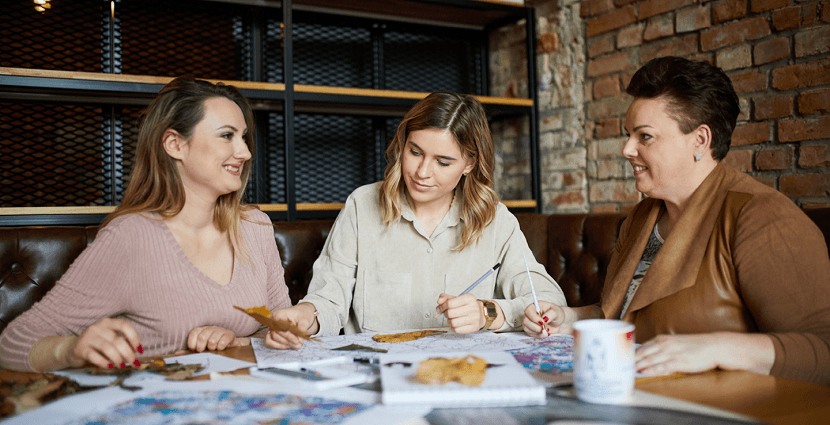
[572,319,635,404]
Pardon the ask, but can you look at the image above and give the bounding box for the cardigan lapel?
[621,162,738,320]
[601,199,663,320]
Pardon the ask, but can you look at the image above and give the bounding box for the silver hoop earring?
[694,153,702,162]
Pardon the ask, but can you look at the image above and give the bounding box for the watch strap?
[480,300,497,330]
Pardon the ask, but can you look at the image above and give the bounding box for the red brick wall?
[582,0,830,212]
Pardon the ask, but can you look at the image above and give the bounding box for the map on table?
[509,334,574,374]
[60,390,369,425]
[252,330,531,367]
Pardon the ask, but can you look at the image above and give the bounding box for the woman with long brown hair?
[266,91,565,349]
[0,77,291,372]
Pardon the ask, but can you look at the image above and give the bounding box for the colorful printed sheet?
[508,334,574,374]
[61,390,369,425]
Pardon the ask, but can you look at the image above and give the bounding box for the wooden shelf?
[0,67,286,92]
[0,68,530,109]
[0,199,536,216]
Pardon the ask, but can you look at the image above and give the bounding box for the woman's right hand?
[263,303,318,350]
[68,318,142,369]
[523,301,573,337]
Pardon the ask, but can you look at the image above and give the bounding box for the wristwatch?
[480,300,497,331]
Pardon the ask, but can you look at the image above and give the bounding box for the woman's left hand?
[635,334,723,376]
[435,293,484,334]
[635,332,775,377]
[186,326,238,352]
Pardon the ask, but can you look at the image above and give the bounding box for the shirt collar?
[400,188,463,228]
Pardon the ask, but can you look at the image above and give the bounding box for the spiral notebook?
[379,351,546,407]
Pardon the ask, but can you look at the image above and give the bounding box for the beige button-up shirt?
[301,182,566,336]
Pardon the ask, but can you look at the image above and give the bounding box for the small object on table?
[332,343,388,353]
[372,329,446,343]
[416,355,488,386]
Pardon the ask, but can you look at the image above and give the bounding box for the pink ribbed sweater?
[0,209,291,371]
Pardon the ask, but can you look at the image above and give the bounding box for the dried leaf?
[372,329,446,343]
[415,355,487,386]
[332,343,388,353]
[0,371,87,418]
[235,305,272,318]
[233,305,316,341]
[87,360,203,381]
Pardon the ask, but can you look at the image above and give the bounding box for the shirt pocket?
[359,269,413,332]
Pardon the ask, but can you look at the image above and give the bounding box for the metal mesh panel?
[265,112,286,204]
[0,103,104,207]
[293,19,373,88]
[0,1,102,71]
[294,114,378,203]
[118,106,143,201]
[263,15,284,84]
[119,0,244,79]
[384,29,483,94]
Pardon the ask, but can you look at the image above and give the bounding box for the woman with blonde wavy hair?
[265,91,565,349]
[0,77,291,372]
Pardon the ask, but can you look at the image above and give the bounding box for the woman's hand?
[263,303,318,350]
[69,318,142,369]
[186,326,237,352]
[435,293,487,334]
[635,332,775,377]
[522,301,574,337]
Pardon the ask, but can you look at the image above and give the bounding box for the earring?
[694,152,702,162]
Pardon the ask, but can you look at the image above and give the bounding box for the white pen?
[522,253,541,315]
[460,263,501,295]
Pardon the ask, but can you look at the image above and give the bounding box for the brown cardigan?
[601,162,830,385]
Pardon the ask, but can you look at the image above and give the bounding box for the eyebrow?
[407,141,458,161]
[216,125,247,134]
[631,125,654,132]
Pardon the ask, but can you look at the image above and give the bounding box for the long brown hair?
[379,91,498,251]
[101,77,256,257]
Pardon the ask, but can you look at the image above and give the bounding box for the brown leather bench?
[2,209,829,334]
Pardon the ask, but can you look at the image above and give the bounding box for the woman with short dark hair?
[526,57,830,385]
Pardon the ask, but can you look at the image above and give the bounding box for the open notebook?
[379,351,546,407]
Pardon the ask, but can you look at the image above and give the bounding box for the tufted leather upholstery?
[2,209,829,335]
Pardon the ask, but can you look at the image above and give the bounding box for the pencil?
[522,253,541,314]
[460,263,501,295]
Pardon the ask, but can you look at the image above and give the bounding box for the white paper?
[252,329,532,368]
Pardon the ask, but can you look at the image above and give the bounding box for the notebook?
[379,351,546,407]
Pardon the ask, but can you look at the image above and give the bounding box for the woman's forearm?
[714,332,775,375]
[28,336,80,372]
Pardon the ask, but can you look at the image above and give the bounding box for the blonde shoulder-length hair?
[379,91,499,251]
[101,77,257,259]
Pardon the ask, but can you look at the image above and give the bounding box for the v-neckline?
[158,217,237,289]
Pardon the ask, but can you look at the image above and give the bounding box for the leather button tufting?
[10,263,22,272]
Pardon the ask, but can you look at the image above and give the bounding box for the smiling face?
[623,97,703,204]
[401,128,475,212]
[175,96,251,201]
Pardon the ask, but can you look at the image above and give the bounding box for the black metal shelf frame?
[0,0,539,225]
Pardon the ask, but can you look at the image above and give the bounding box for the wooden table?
[211,346,830,425]
[3,345,829,425]
[634,369,830,425]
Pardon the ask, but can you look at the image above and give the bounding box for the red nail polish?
[120,363,126,369]
[108,364,114,369]
[137,345,144,354]
[543,316,549,322]
[538,321,544,326]
[133,359,141,367]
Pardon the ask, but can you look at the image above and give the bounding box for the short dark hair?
[626,56,740,160]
